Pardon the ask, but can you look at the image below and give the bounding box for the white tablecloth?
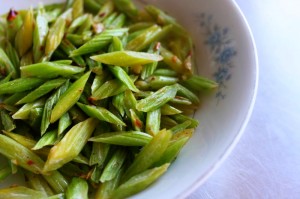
[189,0,300,198]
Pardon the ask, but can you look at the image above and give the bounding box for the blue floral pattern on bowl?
[197,13,237,102]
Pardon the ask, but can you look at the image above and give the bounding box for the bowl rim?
[175,0,259,198]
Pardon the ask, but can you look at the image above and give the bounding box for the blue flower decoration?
[196,13,236,102]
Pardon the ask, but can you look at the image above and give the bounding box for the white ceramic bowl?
[0,0,258,198]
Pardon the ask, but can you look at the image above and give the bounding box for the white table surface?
[188,0,300,198]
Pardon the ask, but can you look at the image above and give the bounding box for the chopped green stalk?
[0,77,43,95]
[77,102,125,126]
[110,13,126,28]
[160,45,184,74]
[0,134,45,174]
[20,50,33,66]
[12,99,45,120]
[171,114,199,128]
[126,24,172,51]
[122,129,172,181]
[141,42,160,80]
[9,160,18,174]
[3,131,37,149]
[154,136,190,167]
[66,177,88,199]
[41,80,70,134]
[43,170,69,194]
[0,72,12,85]
[109,66,139,92]
[3,91,28,105]
[44,17,66,60]
[145,108,161,135]
[175,83,200,105]
[58,112,72,135]
[181,74,219,91]
[83,0,101,14]
[50,71,91,123]
[161,104,182,115]
[59,39,86,67]
[112,92,125,117]
[89,142,110,166]
[102,12,118,27]
[20,62,85,78]
[68,14,89,33]
[112,0,138,19]
[66,32,92,46]
[128,22,154,32]
[112,163,170,199]
[72,0,84,19]
[145,75,179,90]
[91,78,128,101]
[0,110,16,131]
[100,149,127,182]
[94,0,114,22]
[16,79,66,104]
[15,9,34,57]
[89,131,152,146]
[26,172,54,197]
[4,41,20,76]
[170,120,192,134]
[0,166,11,182]
[95,167,123,199]
[153,68,178,77]
[0,186,46,199]
[32,130,57,150]
[44,118,98,172]
[70,28,128,56]
[136,85,177,112]
[0,48,18,79]
[33,9,49,63]
[91,50,163,67]
[169,96,192,105]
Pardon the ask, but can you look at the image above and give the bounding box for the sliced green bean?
[121,129,172,181]
[175,83,200,105]
[15,9,34,57]
[112,0,138,19]
[129,109,144,131]
[44,118,98,172]
[161,104,182,115]
[44,17,66,60]
[0,48,18,79]
[91,50,163,67]
[58,112,72,135]
[77,102,125,126]
[50,71,91,123]
[153,68,178,77]
[59,39,86,67]
[0,186,46,199]
[145,108,161,135]
[4,41,20,76]
[94,0,114,22]
[33,9,49,63]
[17,79,66,104]
[32,130,57,150]
[66,177,88,199]
[41,80,70,134]
[0,134,45,174]
[26,172,54,197]
[0,166,11,182]
[72,0,84,19]
[12,99,45,120]
[42,170,69,194]
[112,163,170,199]
[70,28,128,56]
[109,66,139,92]
[0,110,16,131]
[136,85,177,112]
[181,74,219,91]
[100,148,127,182]
[170,114,199,128]
[89,131,152,146]
[20,62,85,79]
[20,50,33,66]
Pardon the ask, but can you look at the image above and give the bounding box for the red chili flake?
[7,9,18,22]
[134,119,143,129]
[171,56,178,63]
[99,12,106,17]
[88,97,97,104]
[154,42,161,51]
[27,160,34,166]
